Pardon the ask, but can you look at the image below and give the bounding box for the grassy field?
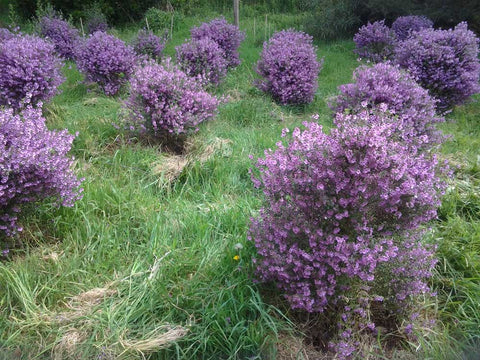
[1,12,480,360]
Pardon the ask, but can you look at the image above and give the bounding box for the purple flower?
[255,29,322,105]
[0,34,64,110]
[392,15,433,41]
[394,22,480,111]
[38,14,81,60]
[176,37,228,86]
[332,62,444,150]
[0,107,83,238]
[132,29,165,61]
[119,59,220,138]
[75,31,137,96]
[354,20,397,62]
[191,17,245,68]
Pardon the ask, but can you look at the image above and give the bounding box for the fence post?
[233,0,239,27]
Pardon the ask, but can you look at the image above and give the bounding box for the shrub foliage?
[250,115,446,356]
[395,22,480,111]
[132,29,165,61]
[120,60,220,138]
[0,107,83,238]
[255,29,322,105]
[332,62,444,149]
[353,20,397,62]
[191,17,245,68]
[0,34,64,110]
[75,31,137,96]
[38,14,80,59]
[176,37,228,86]
[391,15,433,41]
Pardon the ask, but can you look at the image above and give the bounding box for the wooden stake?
[80,17,85,37]
[264,14,267,41]
[145,17,150,31]
[253,17,256,41]
[233,0,239,27]
[170,14,174,39]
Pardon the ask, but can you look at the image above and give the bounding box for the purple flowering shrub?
[0,34,64,110]
[176,37,228,86]
[0,28,14,42]
[75,31,137,96]
[250,118,445,357]
[191,17,245,68]
[395,22,480,111]
[132,29,165,61]
[0,107,83,238]
[120,60,220,138]
[255,29,322,105]
[332,63,444,149]
[392,15,433,41]
[38,15,80,59]
[354,20,397,62]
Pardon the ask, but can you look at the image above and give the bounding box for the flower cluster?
[255,29,322,105]
[191,17,245,68]
[132,29,165,61]
[0,34,64,110]
[38,14,80,59]
[120,60,220,137]
[176,37,228,86]
[86,13,108,34]
[395,22,480,110]
[0,28,14,42]
[75,31,137,96]
[250,111,446,357]
[392,15,433,41]
[0,107,83,238]
[332,63,444,149]
[354,20,396,62]
[251,119,443,308]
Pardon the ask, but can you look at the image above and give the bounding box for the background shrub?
[391,15,433,41]
[84,3,108,34]
[191,17,245,68]
[38,14,80,59]
[144,8,184,33]
[332,62,443,149]
[132,29,165,61]
[0,28,14,42]
[250,119,445,356]
[75,31,137,96]
[176,37,228,86]
[395,22,480,111]
[353,20,397,62]
[0,34,64,110]
[0,106,83,238]
[120,60,220,138]
[254,29,322,105]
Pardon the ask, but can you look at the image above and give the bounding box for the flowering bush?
[395,22,480,110]
[191,17,245,68]
[250,118,446,357]
[0,107,83,238]
[255,29,322,105]
[354,20,397,62]
[0,28,14,42]
[0,34,64,110]
[176,37,228,86]
[75,31,137,96]
[86,10,108,34]
[392,15,433,41]
[332,62,443,149]
[38,15,80,60]
[132,29,165,61]
[120,60,220,138]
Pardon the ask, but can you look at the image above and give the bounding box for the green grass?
[1,12,480,360]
